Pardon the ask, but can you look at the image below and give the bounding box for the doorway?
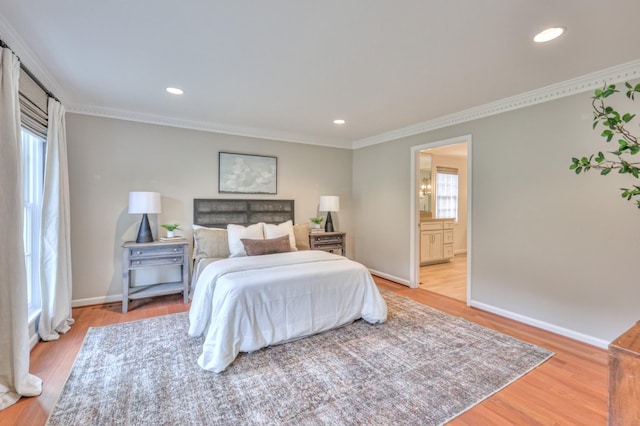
[410,135,471,305]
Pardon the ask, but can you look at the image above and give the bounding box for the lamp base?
[136,213,154,243]
[325,211,335,233]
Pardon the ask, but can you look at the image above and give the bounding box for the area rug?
[47,291,552,425]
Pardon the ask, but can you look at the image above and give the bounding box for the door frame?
[409,134,472,305]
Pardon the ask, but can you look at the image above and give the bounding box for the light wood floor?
[0,279,607,425]
[420,253,467,302]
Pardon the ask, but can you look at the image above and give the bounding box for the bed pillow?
[293,223,310,250]
[227,223,265,257]
[241,235,292,256]
[263,220,297,251]
[192,226,230,260]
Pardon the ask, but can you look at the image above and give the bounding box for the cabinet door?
[420,231,430,263]
[430,231,443,261]
[422,231,443,263]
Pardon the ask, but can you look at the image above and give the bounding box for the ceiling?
[1,1,640,149]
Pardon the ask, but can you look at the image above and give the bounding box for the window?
[22,128,45,315]
[435,166,459,221]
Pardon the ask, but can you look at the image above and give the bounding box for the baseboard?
[470,300,610,349]
[72,294,122,308]
[28,310,39,350]
[368,269,411,286]
[454,249,467,255]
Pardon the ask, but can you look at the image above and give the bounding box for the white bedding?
[188,250,387,372]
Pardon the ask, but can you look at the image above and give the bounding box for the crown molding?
[0,14,67,102]
[3,7,639,152]
[66,104,349,149]
[351,59,640,150]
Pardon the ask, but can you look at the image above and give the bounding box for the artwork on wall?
[218,152,278,194]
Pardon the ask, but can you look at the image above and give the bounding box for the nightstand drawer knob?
[136,251,142,254]
[173,248,178,252]
[173,258,177,262]
[135,260,141,265]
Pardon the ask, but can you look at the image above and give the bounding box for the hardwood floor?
[420,253,467,302]
[0,279,607,425]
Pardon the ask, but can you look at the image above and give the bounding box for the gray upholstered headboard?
[193,199,295,228]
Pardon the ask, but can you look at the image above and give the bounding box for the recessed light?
[534,27,565,43]
[333,119,346,125]
[166,87,184,95]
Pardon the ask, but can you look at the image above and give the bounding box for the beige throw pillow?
[293,223,310,250]
[192,227,230,260]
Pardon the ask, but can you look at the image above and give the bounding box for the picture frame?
[218,152,278,194]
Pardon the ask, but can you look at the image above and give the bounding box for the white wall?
[352,86,640,345]
[66,114,353,305]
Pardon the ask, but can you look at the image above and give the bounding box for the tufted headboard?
[193,199,295,228]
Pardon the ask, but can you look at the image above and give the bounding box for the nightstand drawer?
[129,255,184,268]
[129,245,184,258]
[308,232,346,256]
[312,236,344,244]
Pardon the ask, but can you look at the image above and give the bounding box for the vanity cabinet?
[420,220,454,265]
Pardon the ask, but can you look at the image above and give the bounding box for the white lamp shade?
[128,191,161,214]
[319,195,340,212]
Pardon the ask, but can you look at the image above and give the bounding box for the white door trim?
[409,134,472,305]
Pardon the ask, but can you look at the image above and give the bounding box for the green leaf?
[623,113,636,123]
[630,145,640,155]
[575,166,583,174]
[626,82,633,89]
[601,168,612,176]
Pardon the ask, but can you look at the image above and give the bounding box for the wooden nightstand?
[121,239,190,313]
[309,232,346,256]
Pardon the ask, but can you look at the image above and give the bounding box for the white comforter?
[188,250,387,372]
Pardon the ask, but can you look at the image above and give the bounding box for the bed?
[188,199,387,373]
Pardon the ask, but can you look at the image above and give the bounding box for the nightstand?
[121,239,189,313]
[309,232,346,256]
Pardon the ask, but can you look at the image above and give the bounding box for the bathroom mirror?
[419,153,432,216]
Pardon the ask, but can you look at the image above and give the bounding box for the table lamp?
[319,195,340,232]
[128,191,161,243]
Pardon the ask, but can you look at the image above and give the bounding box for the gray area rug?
[47,291,552,425]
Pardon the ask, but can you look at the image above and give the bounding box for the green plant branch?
[571,82,640,207]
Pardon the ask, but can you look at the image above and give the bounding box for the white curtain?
[0,47,42,410]
[38,99,74,340]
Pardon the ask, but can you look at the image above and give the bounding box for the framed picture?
[218,152,278,194]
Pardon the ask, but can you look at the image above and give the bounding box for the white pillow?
[264,220,297,251]
[227,223,265,257]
